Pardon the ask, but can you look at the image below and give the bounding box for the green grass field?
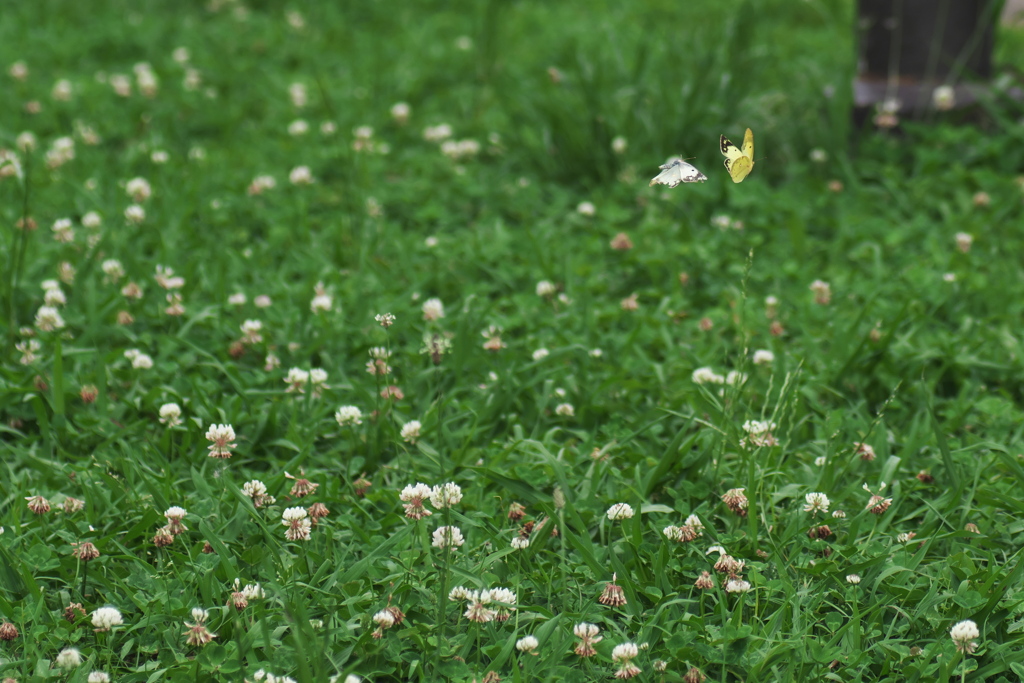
[3,1,1024,681]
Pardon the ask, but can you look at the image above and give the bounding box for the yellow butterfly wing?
[720,128,755,183]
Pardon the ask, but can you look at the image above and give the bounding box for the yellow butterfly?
[719,128,754,183]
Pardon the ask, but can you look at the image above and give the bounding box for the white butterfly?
[649,157,707,187]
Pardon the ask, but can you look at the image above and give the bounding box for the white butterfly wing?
[649,158,707,187]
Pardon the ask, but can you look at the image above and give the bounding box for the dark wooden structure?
[854,0,1003,124]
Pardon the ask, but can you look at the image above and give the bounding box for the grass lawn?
[3,0,1024,681]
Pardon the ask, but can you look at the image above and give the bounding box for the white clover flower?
[52,218,74,243]
[809,148,828,163]
[684,514,704,533]
[241,583,264,600]
[248,175,276,195]
[56,648,83,669]
[933,85,956,111]
[288,119,309,136]
[129,352,154,369]
[35,305,66,332]
[448,586,472,601]
[423,124,453,142]
[743,420,776,435]
[611,642,639,661]
[285,368,310,393]
[124,204,146,224]
[846,574,861,585]
[421,297,444,321]
[239,320,263,344]
[611,136,627,154]
[576,201,596,216]
[282,507,311,541]
[400,420,422,443]
[16,131,36,151]
[753,349,774,365]
[91,606,123,631]
[289,82,307,107]
[228,292,247,306]
[126,177,152,202]
[44,287,66,307]
[205,423,236,458]
[165,506,187,522]
[289,166,314,185]
[159,403,182,427]
[429,482,462,509]
[606,503,634,521]
[372,610,395,628]
[955,232,973,253]
[88,672,111,683]
[516,635,539,653]
[531,348,549,361]
[950,619,979,654]
[510,537,530,550]
[488,587,516,606]
[191,607,209,624]
[431,525,464,549]
[310,292,332,313]
[390,102,411,124]
[810,279,831,304]
[335,405,363,426]
[536,280,556,297]
[803,492,830,515]
[724,578,751,593]
[101,259,125,282]
[692,367,725,385]
[555,403,575,417]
